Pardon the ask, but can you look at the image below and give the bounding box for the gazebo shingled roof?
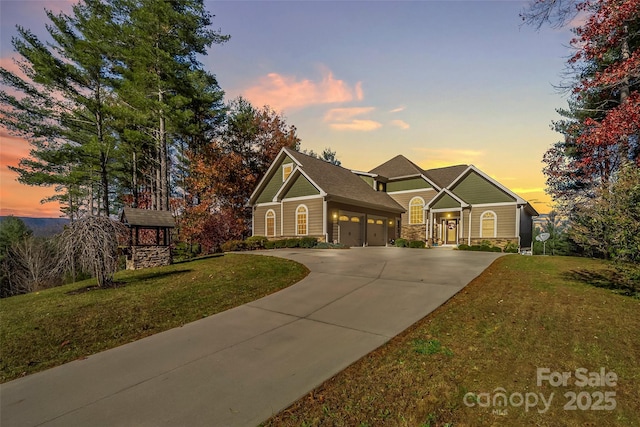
[121,207,175,228]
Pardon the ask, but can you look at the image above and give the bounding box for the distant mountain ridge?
[0,216,69,237]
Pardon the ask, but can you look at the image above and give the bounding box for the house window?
[265,210,276,237]
[480,211,497,238]
[283,163,293,181]
[296,205,308,235]
[409,197,425,224]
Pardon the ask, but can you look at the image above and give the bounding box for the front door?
[445,219,457,244]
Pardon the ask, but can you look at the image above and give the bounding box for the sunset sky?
[1,0,576,218]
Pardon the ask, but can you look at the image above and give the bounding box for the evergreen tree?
[1,0,121,218]
[111,0,228,211]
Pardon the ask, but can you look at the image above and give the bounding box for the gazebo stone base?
[126,246,172,270]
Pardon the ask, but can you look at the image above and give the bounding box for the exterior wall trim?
[387,188,436,195]
[471,202,518,208]
[280,194,324,203]
[429,207,463,213]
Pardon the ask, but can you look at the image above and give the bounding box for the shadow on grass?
[172,253,224,264]
[564,268,639,298]
[66,269,195,295]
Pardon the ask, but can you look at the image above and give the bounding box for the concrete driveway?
[1,247,502,427]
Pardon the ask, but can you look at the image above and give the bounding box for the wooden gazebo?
[120,207,175,270]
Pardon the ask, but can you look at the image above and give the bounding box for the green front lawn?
[0,254,308,383]
[264,256,640,426]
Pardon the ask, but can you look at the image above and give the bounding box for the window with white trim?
[265,210,276,237]
[409,197,425,224]
[296,205,308,235]
[282,163,293,181]
[480,211,497,238]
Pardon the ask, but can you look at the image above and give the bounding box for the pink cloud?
[329,120,382,132]
[389,106,406,113]
[243,70,363,112]
[390,119,410,130]
[324,107,375,122]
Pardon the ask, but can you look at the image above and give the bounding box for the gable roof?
[121,207,175,228]
[423,165,469,188]
[426,188,469,209]
[448,165,526,204]
[369,155,425,179]
[285,149,404,212]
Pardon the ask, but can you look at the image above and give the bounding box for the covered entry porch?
[425,190,469,247]
[427,209,465,246]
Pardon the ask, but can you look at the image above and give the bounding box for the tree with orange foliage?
[524,0,639,208]
[524,0,639,267]
[181,98,300,252]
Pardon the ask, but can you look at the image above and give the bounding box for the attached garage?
[366,216,386,246]
[339,215,363,247]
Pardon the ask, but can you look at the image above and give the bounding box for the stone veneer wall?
[401,224,426,241]
[126,246,172,270]
[468,238,519,250]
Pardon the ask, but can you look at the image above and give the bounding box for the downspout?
[516,205,521,249]
[468,206,472,246]
[322,198,328,243]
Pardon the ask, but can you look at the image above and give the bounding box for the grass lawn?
[0,254,308,383]
[263,256,640,427]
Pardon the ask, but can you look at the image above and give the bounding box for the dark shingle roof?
[368,155,425,178]
[121,207,175,228]
[285,149,404,213]
[423,165,469,188]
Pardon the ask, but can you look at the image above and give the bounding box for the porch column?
[459,210,464,245]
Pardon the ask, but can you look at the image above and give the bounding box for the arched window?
[409,197,425,224]
[296,205,308,235]
[480,211,497,238]
[265,210,276,237]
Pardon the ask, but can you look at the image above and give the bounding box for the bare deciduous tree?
[1,237,59,297]
[57,216,127,287]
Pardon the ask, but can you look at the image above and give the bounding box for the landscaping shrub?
[299,237,318,248]
[504,241,519,253]
[408,240,426,248]
[245,236,268,250]
[457,242,502,252]
[264,240,276,249]
[274,239,288,249]
[220,240,245,252]
[315,242,350,249]
[285,238,301,248]
[395,238,408,248]
[173,242,201,261]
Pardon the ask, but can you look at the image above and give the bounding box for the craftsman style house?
[249,148,538,249]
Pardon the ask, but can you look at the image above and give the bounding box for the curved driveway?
[1,247,502,427]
